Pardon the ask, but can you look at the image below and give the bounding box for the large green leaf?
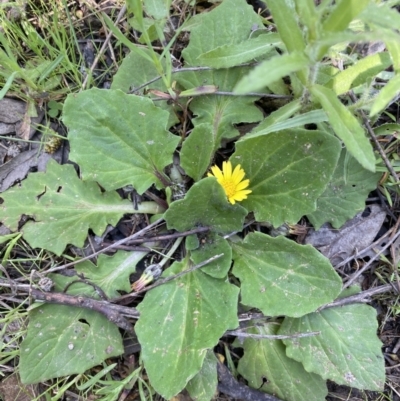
[20,304,123,384]
[307,148,381,229]
[280,304,385,390]
[232,232,342,317]
[232,129,341,226]
[234,52,310,94]
[63,88,180,193]
[311,84,376,172]
[177,0,263,147]
[186,350,218,401]
[164,178,248,234]
[237,323,327,401]
[20,273,123,384]
[0,160,155,256]
[111,48,178,127]
[197,34,281,69]
[135,259,239,399]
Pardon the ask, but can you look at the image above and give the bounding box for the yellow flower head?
[208,161,252,205]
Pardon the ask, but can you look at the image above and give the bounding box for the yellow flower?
[208,161,252,204]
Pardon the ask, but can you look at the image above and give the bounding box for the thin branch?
[342,228,400,289]
[44,217,165,274]
[29,288,137,332]
[318,283,397,311]
[129,63,258,93]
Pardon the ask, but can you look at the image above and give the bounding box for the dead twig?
[29,288,138,332]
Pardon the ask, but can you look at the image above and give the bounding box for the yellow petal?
[222,161,232,178]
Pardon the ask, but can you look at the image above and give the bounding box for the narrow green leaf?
[386,39,400,73]
[280,304,385,390]
[181,124,214,181]
[322,0,370,33]
[311,84,375,172]
[232,233,342,317]
[234,52,310,94]
[232,129,341,226]
[20,274,123,384]
[307,148,381,229]
[370,73,400,117]
[330,52,392,95]
[237,323,327,401]
[186,350,218,401]
[241,109,328,141]
[0,160,157,256]
[241,99,301,140]
[197,34,281,69]
[295,0,319,42]
[265,0,306,54]
[164,178,247,234]
[0,71,17,100]
[63,88,180,193]
[136,260,239,399]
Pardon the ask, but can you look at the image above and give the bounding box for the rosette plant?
[0,0,394,400]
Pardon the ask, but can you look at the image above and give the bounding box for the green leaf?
[136,259,239,399]
[197,34,281,69]
[232,232,342,317]
[0,160,148,256]
[280,304,385,390]
[186,95,263,149]
[311,84,375,172]
[190,232,232,278]
[75,250,152,298]
[164,178,248,234]
[307,148,381,229]
[234,52,310,94]
[232,129,341,226]
[111,48,178,127]
[20,303,123,384]
[181,124,214,181]
[322,0,370,33]
[63,88,180,193]
[177,0,263,146]
[370,73,400,117]
[264,0,306,54]
[329,52,392,95]
[237,323,327,401]
[242,109,328,140]
[360,2,400,31]
[186,350,218,401]
[144,0,169,19]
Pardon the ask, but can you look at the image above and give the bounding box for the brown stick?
[29,289,138,332]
